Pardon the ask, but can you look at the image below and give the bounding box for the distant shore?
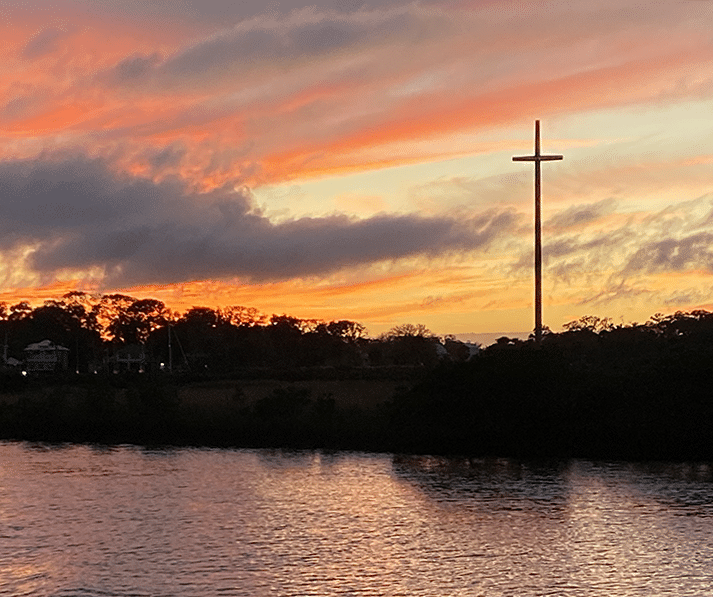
[3,323,713,462]
[0,370,413,452]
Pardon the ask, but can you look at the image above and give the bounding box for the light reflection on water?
[1,443,712,596]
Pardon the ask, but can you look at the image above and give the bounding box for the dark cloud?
[547,198,618,230]
[577,281,652,308]
[509,226,636,276]
[624,232,713,274]
[82,0,424,25]
[144,143,188,171]
[21,26,73,59]
[1,94,36,120]
[492,193,713,315]
[96,5,438,89]
[0,155,514,287]
[664,288,710,307]
[161,9,427,80]
[506,193,713,309]
[112,53,163,83]
[552,227,635,260]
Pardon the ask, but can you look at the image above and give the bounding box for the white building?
[24,340,70,373]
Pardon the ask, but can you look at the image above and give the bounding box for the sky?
[1,0,712,340]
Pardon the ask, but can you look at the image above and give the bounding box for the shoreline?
[3,345,713,462]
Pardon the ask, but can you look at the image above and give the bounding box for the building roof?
[24,339,70,352]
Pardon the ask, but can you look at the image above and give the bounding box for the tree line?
[2,299,713,459]
[0,291,474,375]
[387,309,713,460]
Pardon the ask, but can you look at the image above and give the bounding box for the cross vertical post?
[512,120,563,345]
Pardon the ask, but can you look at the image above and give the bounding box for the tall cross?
[512,120,563,345]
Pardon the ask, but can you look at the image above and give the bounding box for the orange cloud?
[247,45,713,186]
[5,101,103,135]
[0,280,92,307]
[334,50,711,151]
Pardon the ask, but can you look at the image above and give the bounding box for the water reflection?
[392,455,713,596]
[393,456,713,517]
[1,442,713,596]
[391,455,572,517]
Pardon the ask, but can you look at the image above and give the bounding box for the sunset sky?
[1,0,712,340]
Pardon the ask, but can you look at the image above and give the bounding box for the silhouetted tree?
[221,305,268,327]
[266,315,305,367]
[168,307,227,370]
[9,301,32,321]
[324,320,366,342]
[563,315,614,333]
[110,298,173,345]
[443,336,474,361]
[382,323,433,339]
[379,323,440,367]
[93,294,138,342]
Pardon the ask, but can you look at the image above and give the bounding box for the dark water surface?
[1,442,712,596]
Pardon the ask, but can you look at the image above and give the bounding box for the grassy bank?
[2,339,713,462]
[0,374,408,451]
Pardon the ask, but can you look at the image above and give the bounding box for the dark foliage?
[3,300,713,461]
[387,313,713,460]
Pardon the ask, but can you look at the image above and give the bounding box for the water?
[1,443,712,596]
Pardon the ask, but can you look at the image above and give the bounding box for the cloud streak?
[5,0,712,186]
[0,155,516,287]
[516,194,713,306]
[21,26,75,59]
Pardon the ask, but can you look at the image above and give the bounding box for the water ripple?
[1,444,713,596]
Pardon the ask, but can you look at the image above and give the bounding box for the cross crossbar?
[513,155,563,161]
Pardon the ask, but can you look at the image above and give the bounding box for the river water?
[1,443,712,597]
